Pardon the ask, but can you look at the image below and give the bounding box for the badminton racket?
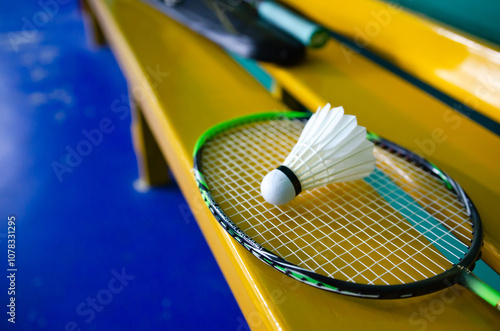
[193,111,500,309]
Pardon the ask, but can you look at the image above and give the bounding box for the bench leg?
[130,94,170,187]
[80,0,108,47]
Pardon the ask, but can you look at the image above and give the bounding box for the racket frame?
[193,111,483,299]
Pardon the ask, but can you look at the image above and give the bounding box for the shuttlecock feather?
[261,104,376,205]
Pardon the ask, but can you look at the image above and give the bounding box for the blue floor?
[0,1,246,330]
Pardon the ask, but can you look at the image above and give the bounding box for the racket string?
[310,186,447,282]
[371,219,471,283]
[201,118,474,285]
[376,150,472,239]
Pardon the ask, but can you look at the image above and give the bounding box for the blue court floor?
[0,1,246,330]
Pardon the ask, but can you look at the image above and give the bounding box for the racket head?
[193,111,483,299]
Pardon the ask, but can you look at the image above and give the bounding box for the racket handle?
[459,270,500,310]
[255,1,328,48]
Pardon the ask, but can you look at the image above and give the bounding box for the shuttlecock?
[261,104,376,205]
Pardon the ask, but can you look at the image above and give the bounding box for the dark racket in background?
[141,0,309,65]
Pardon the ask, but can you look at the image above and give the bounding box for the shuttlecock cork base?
[261,104,376,206]
[261,165,302,205]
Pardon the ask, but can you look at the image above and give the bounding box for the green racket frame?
[192,111,490,301]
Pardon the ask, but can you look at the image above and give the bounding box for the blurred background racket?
[142,0,327,65]
[193,111,500,310]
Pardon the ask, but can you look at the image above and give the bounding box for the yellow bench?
[83,0,500,329]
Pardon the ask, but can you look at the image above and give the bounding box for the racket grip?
[459,270,500,310]
[256,1,328,48]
